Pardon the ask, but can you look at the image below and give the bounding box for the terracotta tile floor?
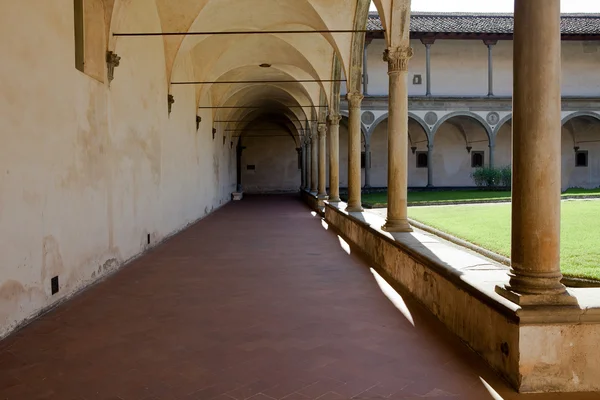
[1,195,599,400]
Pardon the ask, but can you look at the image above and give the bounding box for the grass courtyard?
[407,200,600,280]
[360,188,600,206]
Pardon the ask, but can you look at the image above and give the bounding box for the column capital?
[346,92,364,110]
[318,123,327,138]
[483,39,498,46]
[328,114,342,126]
[383,46,413,73]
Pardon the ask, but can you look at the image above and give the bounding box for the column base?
[328,196,341,202]
[382,219,413,233]
[346,204,364,213]
[317,193,329,200]
[495,285,579,307]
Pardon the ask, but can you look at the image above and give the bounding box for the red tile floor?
[1,195,598,400]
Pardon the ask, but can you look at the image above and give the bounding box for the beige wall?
[364,38,600,97]
[241,125,301,193]
[0,0,235,338]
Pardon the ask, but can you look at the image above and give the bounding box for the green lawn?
[408,201,600,280]
[361,188,600,206]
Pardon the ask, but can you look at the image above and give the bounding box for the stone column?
[484,40,498,97]
[328,114,342,202]
[298,147,305,190]
[420,38,435,97]
[310,132,318,193]
[382,46,413,232]
[317,123,328,199]
[427,143,434,188]
[305,140,312,191]
[364,139,371,188]
[346,92,364,212]
[489,144,495,169]
[496,0,575,306]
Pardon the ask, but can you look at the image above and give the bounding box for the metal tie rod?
[114,29,383,37]
[199,105,326,109]
[173,79,344,85]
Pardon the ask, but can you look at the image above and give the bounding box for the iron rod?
[174,79,344,85]
[114,29,383,37]
[200,105,326,109]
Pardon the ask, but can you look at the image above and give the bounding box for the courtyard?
[358,190,600,280]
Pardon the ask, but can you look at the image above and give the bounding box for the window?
[416,152,428,168]
[74,0,85,72]
[576,151,588,167]
[361,152,366,169]
[471,151,485,168]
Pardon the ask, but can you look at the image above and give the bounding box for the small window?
[416,152,428,168]
[576,151,588,167]
[74,0,85,72]
[471,151,485,168]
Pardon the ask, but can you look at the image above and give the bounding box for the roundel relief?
[487,112,500,126]
[361,111,375,125]
[424,112,438,125]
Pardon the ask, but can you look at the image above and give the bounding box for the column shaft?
[425,44,432,96]
[328,115,341,202]
[383,47,413,232]
[310,134,318,193]
[346,93,364,212]
[304,139,312,192]
[317,124,328,198]
[427,144,434,188]
[497,0,574,305]
[364,142,371,188]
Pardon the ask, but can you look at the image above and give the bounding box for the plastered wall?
[241,124,302,193]
[0,0,236,338]
[364,39,600,97]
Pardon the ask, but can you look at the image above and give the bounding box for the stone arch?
[431,112,493,187]
[432,111,493,144]
[493,114,513,137]
[561,111,600,191]
[562,111,600,126]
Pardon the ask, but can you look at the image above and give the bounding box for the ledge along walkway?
[1,195,599,400]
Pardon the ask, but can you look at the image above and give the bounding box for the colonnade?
[304,0,573,305]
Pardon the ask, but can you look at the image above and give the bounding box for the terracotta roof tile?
[367,12,600,35]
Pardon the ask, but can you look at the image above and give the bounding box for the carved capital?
[318,123,327,138]
[346,92,364,110]
[106,51,121,85]
[328,114,342,126]
[383,46,413,73]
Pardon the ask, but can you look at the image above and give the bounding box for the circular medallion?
[361,111,375,125]
[424,112,438,125]
[487,112,500,126]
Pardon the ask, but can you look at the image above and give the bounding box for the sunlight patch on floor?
[371,268,415,327]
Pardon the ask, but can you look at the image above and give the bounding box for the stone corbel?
[383,46,413,73]
[196,116,202,130]
[106,51,121,86]
[168,94,175,115]
[212,128,217,140]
